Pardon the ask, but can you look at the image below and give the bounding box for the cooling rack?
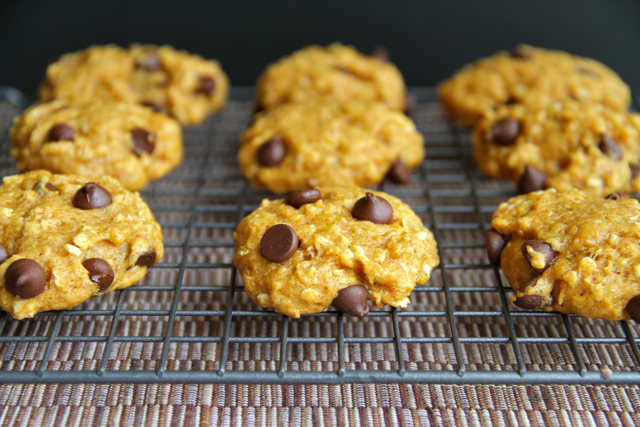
[0,87,639,385]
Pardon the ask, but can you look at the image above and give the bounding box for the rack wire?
[0,87,639,385]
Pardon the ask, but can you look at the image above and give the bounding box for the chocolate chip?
[514,294,545,309]
[196,76,216,95]
[335,66,353,75]
[352,193,393,224]
[598,135,623,160]
[510,48,532,60]
[5,259,46,299]
[48,124,74,141]
[285,188,321,208]
[486,229,511,266]
[136,54,161,72]
[491,117,521,146]
[605,193,621,200]
[386,159,411,184]
[72,183,112,210]
[131,128,156,155]
[141,101,165,113]
[627,295,640,323]
[0,243,8,264]
[371,45,389,62]
[331,284,370,317]
[522,240,557,274]
[45,182,59,192]
[260,224,299,262]
[82,258,115,292]
[505,97,520,105]
[518,165,548,194]
[404,91,417,116]
[136,250,157,268]
[257,135,286,166]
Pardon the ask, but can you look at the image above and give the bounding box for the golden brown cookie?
[255,43,408,111]
[0,170,163,319]
[472,100,640,197]
[487,188,640,322]
[38,44,229,125]
[233,187,439,318]
[10,100,183,191]
[438,45,631,126]
[238,99,424,193]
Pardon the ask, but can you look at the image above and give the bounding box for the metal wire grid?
[0,88,639,385]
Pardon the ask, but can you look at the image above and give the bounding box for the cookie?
[255,43,408,111]
[487,188,640,322]
[472,100,640,197]
[0,170,163,319]
[438,45,631,126]
[233,187,439,318]
[38,44,229,125]
[238,99,424,193]
[10,100,183,191]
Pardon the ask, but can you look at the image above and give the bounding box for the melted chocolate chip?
[136,54,161,72]
[285,188,321,208]
[72,183,112,210]
[45,182,59,192]
[371,45,389,62]
[0,243,8,264]
[486,229,511,266]
[331,284,370,317]
[257,135,286,166]
[48,124,74,141]
[510,48,532,60]
[141,101,165,113]
[352,193,393,224]
[598,135,623,160]
[335,66,353,75]
[260,224,299,263]
[522,240,557,274]
[491,117,521,146]
[386,159,411,184]
[518,165,548,194]
[131,128,156,155]
[196,76,216,95]
[631,164,640,178]
[514,294,545,309]
[5,259,46,299]
[136,250,157,268]
[627,295,640,323]
[605,193,621,200]
[82,258,115,292]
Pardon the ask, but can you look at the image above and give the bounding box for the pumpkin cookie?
[472,100,640,197]
[10,100,183,191]
[233,187,439,318]
[487,188,640,322]
[238,99,424,193]
[255,43,408,111]
[38,44,229,125]
[0,171,163,319]
[438,45,630,126]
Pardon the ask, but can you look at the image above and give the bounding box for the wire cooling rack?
[0,87,639,385]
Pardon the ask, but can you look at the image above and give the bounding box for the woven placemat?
[0,96,639,426]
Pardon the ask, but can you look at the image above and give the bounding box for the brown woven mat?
[0,96,639,426]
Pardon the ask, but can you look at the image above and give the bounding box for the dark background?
[1,0,639,100]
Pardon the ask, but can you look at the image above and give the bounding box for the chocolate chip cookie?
[238,99,424,193]
[38,44,229,125]
[233,187,439,318]
[10,100,183,191]
[472,100,640,197]
[487,188,640,322]
[0,170,163,320]
[255,43,408,111]
[438,45,631,126]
